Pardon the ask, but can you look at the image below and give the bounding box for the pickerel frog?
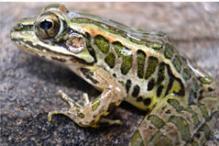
[11,4,219,146]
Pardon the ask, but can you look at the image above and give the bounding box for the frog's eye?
[35,13,60,39]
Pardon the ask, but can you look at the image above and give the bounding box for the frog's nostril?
[13,23,24,31]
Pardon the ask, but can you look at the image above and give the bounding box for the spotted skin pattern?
[130,96,219,146]
[10,4,217,145]
[91,33,190,110]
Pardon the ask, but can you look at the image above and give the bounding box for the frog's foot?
[48,90,78,122]
[48,88,124,127]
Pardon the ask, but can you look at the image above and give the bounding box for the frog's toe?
[57,90,81,108]
[48,109,78,123]
[82,93,90,105]
[48,110,65,122]
[100,118,123,126]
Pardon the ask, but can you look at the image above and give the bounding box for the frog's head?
[10,4,95,64]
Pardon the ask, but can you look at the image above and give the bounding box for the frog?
[10,4,218,146]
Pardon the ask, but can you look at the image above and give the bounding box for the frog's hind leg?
[129,95,219,146]
[48,66,127,128]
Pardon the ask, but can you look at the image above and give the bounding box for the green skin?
[10,4,218,145]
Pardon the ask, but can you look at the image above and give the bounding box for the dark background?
[1,3,219,146]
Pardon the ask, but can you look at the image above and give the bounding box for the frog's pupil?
[40,20,52,30]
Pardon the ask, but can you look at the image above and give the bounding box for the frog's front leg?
[48,66,127,128]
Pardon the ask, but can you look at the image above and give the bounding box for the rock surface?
[1,3,219,146]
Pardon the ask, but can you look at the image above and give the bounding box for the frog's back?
[70,12,214,111]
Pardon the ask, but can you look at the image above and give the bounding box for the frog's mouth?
[11,18,34,44]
